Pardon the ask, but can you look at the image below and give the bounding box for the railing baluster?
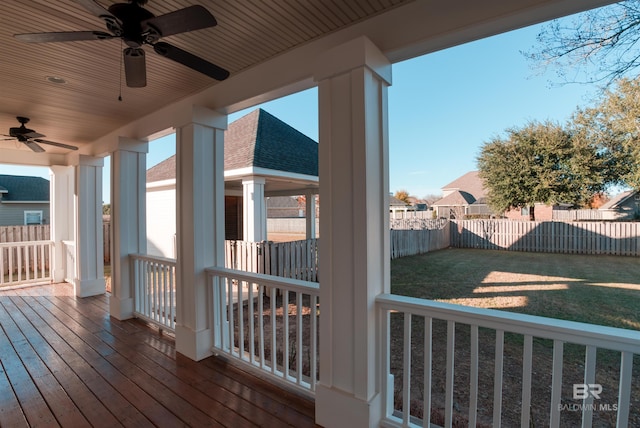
[617,351,632,428]
[296,291,303,385]
[423,317,432,428]
[493,329,504,427]
[469,325,479,427]
[521,334,533,428]
[582,345,596,428]
[445,320,455,427]
[228,276,235,355]
[248,280,255,365]
[549,340,564,428]
[310,294,318,390]
[238,279,245,359]
[283,289,290,380]
[259,284,265,368]
[402,313,412,424]
[270,286,277,374]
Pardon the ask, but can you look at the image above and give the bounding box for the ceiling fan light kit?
[14,0,230,88]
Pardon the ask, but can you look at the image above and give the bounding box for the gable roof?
[225,108,318,175]
[441,171,487,199]
[600,190,636,210]
[432,190,477,207]
[0,174,49,202]
[147,108,318,183]
[389,195,407,207]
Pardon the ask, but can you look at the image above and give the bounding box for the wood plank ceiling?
[0,0,410,155]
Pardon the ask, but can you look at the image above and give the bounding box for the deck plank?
[0,283,319,428]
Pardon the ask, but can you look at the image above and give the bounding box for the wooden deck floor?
[0,282,319,427]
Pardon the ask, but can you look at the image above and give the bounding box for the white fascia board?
[146,179,176,191]
[224,167,318,184]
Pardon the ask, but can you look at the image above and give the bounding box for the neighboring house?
[599,190,640,220]
[0,174,50,226]
[503,203,569,221]
[431,171,492,219]
[146,108,319,258]
[389,195,409,219]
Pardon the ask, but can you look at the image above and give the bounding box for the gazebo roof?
[147,108,318,183]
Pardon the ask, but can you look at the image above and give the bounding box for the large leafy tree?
[526,1,640,86]
[477,121,606,220]
[572,77,640,189]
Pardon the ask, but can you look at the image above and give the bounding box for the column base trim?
[315,384,382,428]
[109,295,134,320]
[75,277,106,298]
[175,324,214,361]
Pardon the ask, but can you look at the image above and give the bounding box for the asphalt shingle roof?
[0,174,49,201]
[147,108,319,182]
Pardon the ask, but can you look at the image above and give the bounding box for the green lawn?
[389,249,640,426]
[391,248,640,330]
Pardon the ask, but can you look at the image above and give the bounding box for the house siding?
[146,187,177,258]
[0,203,50,226]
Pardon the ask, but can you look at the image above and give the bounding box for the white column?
[314,36,391,428]
[242,177,266,242]
[49,165,74,283]
[305,191,317,239]
[174,107,227,361]
[72,155,105,298]
[109,138,148,320]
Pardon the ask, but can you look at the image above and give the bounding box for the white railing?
[131,254,176,331]
[207,266,320,395]
[0,240,53,287]
[377,293,640,428]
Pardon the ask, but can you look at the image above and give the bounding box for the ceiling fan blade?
[24,131,45,139]
[75,0,116,20]
[23,140,45,153]
[142,5,217,38]
[33,139,79,151]
[14,31,113,43]
[153,42,229,81]
[123,47,147,88]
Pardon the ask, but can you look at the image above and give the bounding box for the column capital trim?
[115,136,149,154]
[173,105,228,130]
[314,36,392,84]
[68,153,104,167]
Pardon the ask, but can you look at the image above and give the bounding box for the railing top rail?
[377,293,640,353]
[206,266,320,295]
[130,253,177,265]
[0,240,53,248]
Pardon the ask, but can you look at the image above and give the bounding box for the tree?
[571,77,640,189]
[477,121,606,220]
[525,1,640,86]
[394,189,411,204]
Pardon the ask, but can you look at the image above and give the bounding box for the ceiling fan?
[13,0,229,88]
[1,117,79,153]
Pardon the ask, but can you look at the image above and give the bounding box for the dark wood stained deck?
[0,282,319,427]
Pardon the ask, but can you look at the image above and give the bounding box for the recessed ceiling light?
[46,76,67,84]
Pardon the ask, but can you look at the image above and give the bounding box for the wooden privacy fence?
[0,225,49,242]
[225,239,319,282]
[390,222,451,259]
[451,219,640,256]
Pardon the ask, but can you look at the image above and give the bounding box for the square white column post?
[314,36,392,428]
[242,177,267,242]
[110,137,148,320]
[49,165,74,283]
[305,191,317,239]
[71,154,106,297]
[174,107,227,361]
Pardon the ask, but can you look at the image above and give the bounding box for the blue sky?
[1,16,602,202]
